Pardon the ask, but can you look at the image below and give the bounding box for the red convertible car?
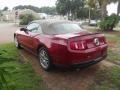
[14,20,107,71]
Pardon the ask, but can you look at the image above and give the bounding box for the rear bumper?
[71,54,107,68]
[55,54,107,68]
[52,44,107,65]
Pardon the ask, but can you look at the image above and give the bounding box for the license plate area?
[94,47,102,58]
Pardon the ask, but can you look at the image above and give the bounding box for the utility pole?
[15,11,18,25]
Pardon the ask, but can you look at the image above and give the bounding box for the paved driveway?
[0,23,19,43]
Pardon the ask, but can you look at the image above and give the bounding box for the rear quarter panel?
[37,35,69,64]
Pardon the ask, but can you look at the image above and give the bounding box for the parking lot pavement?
[0,23,19,43]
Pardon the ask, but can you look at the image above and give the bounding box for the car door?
[27,23,43,51]
[17,26,32,48]
[18,23,38,49]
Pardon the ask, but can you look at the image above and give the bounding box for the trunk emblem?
[94,38,100,46]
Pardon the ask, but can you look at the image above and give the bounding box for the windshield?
[45,23,84,35]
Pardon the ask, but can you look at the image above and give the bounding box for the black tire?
[38,47,53,71]
[14,36,21,49]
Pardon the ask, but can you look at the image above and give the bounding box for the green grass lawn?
[0,43,49,90]
[89,67,120,90]
[106,35,120,63]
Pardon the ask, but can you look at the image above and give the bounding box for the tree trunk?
[67,12,70,20]
[117,1,120,16]
[101,5,107,19]
[89,8,91,24]
[67,11,71,20]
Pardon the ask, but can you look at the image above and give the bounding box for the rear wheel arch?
[37,44,53,71]
[37,44,51,56]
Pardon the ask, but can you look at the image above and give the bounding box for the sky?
[107,2,118,15]
[0,0,118,15]
[0,0,57,9]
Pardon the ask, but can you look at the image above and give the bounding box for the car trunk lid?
[67,31,106,51]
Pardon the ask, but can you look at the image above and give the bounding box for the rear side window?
[27,23,39,31]
[26,23,43,33]
[45,23,83,35]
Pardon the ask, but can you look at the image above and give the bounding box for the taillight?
[70,41,87,50]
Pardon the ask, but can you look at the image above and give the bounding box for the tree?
[98,0,108,19]
[87,0,108,19]
[118,1,120,16]
[0,10,3,17]
[13,5,57,15]
[56,0,85,20]
[77,7,100,20]
[3,7,8,11]
[87,0,97,23]
[97,0,120,18]
[99,14,119,31]
[70,0,84,20]
[40,7,56,15]
[56,0,71,16]
[13,5,40,13]
[19,14,36,25]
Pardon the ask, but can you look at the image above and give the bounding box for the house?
[2,9,39,22]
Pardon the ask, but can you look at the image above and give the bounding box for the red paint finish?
[15,29,107,67]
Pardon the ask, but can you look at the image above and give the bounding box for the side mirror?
[20,28,28,32]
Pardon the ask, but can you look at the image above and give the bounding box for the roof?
[32,19,72,26]
[31,19,73,34]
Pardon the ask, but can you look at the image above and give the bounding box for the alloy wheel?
[39,49,49,69]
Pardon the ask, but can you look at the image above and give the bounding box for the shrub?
[99,14,120,31]
[19,14,36,25]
